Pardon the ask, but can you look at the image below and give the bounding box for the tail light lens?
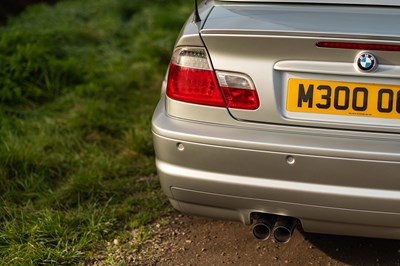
[166,47,259,110]
[166,47,225,107]
[217,72,259,110]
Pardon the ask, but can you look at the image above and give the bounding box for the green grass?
[0,0,192,264]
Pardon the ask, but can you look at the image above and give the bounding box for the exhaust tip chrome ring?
[252,223,272,240]
[272,217,298,244]
[273,226,292,244]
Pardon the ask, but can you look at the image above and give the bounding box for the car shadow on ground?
[302,230,400,265]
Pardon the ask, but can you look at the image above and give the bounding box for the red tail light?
[166,47,225,107]
[217,71,259,110]
[317,42,400,51]
[166,47,259,110]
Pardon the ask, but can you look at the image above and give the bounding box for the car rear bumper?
[152,100,400,239]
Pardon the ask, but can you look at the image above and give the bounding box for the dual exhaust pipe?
[252,214,298,244]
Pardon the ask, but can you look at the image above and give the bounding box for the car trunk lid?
[201,3,400,133]
[218,0,400,7]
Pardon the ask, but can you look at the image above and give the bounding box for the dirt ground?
[137,212,400,266]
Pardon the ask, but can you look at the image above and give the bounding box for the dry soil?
[138,212,400,266]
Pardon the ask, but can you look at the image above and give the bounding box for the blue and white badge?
[356,52,377,72]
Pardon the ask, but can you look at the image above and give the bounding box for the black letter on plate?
[352,87,368,111]
[378,89,394,113]
[298,84,313,108]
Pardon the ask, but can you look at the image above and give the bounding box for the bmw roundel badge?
[356,52,377,72]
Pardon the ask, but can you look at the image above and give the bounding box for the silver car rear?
[152,0,400,241]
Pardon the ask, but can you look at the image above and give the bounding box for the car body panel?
[217,0,400,7]
[203,4,400,39]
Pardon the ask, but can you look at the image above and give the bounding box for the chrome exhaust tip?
[252,215,276,240]
[272,217,297,244]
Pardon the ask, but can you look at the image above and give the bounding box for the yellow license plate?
[286,79,400,119]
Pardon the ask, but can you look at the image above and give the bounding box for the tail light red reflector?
[217,72,259,110]
[317,42,400,51]
[166,47,225,107]
[166,47,259,110]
